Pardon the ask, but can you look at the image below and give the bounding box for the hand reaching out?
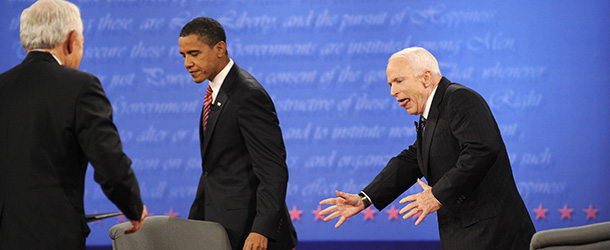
[318,190,365,228]
[399,179,442,225]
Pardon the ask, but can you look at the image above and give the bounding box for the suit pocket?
[225,194,252,210]
[459,201,499,228]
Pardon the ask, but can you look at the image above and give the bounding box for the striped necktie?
[203,85,213,133]
[419,115,427,131]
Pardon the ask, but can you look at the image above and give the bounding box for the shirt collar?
[30,49,62,65]
[422,84,438,119]
[208,59,234,101]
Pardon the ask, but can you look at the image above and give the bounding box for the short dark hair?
[180,17,226,49]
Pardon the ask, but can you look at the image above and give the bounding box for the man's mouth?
[399,98,410,107]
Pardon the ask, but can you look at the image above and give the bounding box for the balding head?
[389,47,441,80]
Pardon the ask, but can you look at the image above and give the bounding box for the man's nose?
[184,57,193,68]
[390,85,398,97]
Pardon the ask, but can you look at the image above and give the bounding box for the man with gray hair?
[0,0,146,249]
[319,47,535,249]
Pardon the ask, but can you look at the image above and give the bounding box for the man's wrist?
[358,191,372,208]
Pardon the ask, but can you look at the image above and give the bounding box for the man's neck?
[29,49,62,65]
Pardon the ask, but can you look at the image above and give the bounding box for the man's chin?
[406,108,417,115]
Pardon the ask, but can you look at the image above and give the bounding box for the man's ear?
[66,30,77,54]
[422,70,433,87]
[215,41,227,58]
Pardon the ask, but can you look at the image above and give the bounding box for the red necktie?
[203,85,213,133]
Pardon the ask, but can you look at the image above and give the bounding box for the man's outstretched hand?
[399,179,442,225]
[318,190,365,228]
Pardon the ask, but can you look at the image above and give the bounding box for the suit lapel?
[416,124,425,174]
[421,78,451,176]
[201,64,239,155]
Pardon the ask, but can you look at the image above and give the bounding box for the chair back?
[109,216,231,250]
[530,221,610,250]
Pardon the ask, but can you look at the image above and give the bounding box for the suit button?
[456,195,467,204]
[204,171,209,177]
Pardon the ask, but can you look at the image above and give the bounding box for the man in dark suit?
[319,47,535,249]
[178,17,297,250]
[0,1,146,249]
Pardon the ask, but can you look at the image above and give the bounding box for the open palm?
[319,191,365,228]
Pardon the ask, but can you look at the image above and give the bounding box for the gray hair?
[389,47,441,77]
[20,0,83,51]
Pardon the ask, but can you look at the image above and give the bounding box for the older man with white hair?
[319,47,535,250]
[0,0,146,249]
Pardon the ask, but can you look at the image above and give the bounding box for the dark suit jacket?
[363,77,535,250]
[188,63,297,250]
[0,52,144,250]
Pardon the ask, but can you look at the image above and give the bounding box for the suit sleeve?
[363,145,422,210]
[431,88,502,211]
[75,75,143,221]
[238,87,288,241]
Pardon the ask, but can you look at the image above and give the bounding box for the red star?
[165,208,180,217]
[583,204,599,220]
[385,205,399,221]
[362,207,376,221]
[558,204,573,220]
[117,215,127,223]
[311,206,325,222]
[533,204,549,220]
[289,205,303,221]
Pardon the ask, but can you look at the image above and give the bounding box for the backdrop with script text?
[0,0,608,245]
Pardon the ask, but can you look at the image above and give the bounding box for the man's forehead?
[387,59,411,73]
[388,57,410,66]
[179,39,202,51]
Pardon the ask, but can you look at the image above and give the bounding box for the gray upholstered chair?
[109,216,231,250]
[530,221,610,250]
